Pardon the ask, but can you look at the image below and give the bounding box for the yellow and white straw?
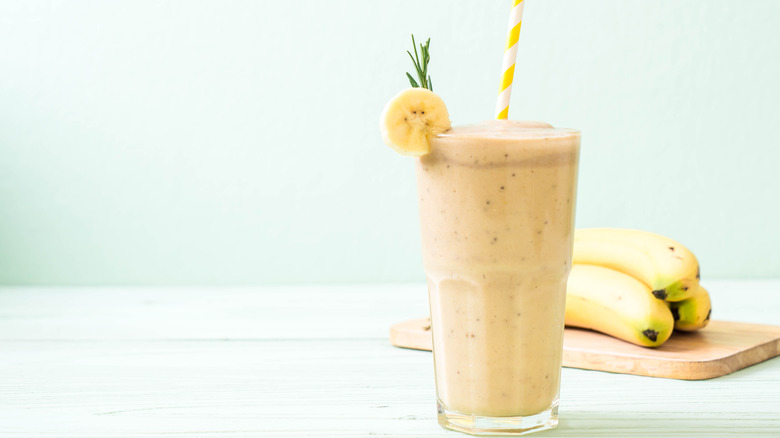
[495,0,525,120]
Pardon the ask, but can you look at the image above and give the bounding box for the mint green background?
[1,1,778,285]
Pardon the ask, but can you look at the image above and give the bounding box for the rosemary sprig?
[406,34,433,91]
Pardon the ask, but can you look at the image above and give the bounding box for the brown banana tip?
[642,329,659,342]
[652,289,667,300]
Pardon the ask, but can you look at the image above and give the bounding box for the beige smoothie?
[417,120,580,418]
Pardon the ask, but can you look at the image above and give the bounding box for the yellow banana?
[566,265,675,347]
[667,285,712,331]
[574,228,700,302]
[379,88,451,156]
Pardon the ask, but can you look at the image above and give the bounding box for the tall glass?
[416,120,580,435]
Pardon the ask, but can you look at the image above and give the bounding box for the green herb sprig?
[406,35,433,91]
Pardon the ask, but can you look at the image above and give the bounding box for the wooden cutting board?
[390,318,780,380]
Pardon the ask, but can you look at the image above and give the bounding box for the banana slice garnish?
[380,88,451,157]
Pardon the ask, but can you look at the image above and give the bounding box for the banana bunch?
[566,228,712,347]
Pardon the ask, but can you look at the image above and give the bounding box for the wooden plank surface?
[390,319,780,379]
[0,281,779,437]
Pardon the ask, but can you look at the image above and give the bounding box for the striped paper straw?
[495,0,525,120]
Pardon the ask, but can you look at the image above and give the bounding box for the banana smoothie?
[417,120,580,420]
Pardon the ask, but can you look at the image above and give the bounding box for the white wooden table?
[1,282,778,437]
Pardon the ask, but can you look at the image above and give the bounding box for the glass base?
[437,399,559,436]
